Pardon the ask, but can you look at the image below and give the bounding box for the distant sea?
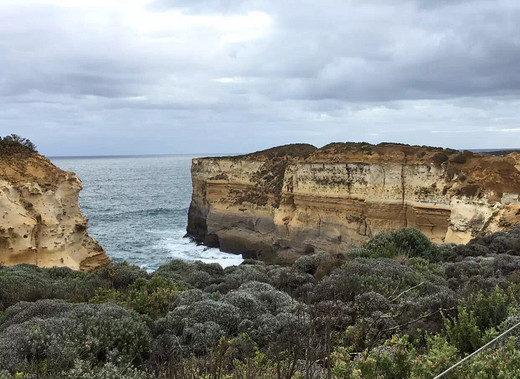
[51,155,243,272]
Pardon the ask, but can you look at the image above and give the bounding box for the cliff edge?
[187,142,520,262]
[0,145,109,271]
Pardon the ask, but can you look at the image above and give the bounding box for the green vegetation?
[1,226,520,377]
[0,134,37,153]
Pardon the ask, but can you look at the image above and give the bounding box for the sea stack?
[0,143,109,271]
[187,142,520,262]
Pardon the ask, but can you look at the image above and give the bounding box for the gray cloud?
[1,0,520,155]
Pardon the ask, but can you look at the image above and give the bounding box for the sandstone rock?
[187,143,520,262]
[0,149,109,271]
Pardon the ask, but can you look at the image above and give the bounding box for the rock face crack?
[346,164,352,194]
[401,154,408,228]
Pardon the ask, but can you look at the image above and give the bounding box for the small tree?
[0,134,37,152]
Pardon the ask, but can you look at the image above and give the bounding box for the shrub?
[206,265,271,293]
[238,281,296,315]
[504,315,520,348]
[339,258,423,298]
[0,299,73,332]
[459,287,513,332]
[444,258,487,281]
[155,300,240,357]
[365,228,440,261]
[223,291,267,320]
[267,266,316,299]
[355,291,390,317]
[63,359,150,379]
[154,259,198,285]
[410,334,460,378]
[95,262,149,290]
[314,253,347,279]
[444,305,487,354]
[313,300,353,334]
[89,288,126,307]
[0,265,54,310]
[0,134,37,153]
[170,289,208,309]
[0,302,151,373]
[432,152,448,166]
[91,276,184,319]
[454,337,520,378]
[125,277,184,318]
[181,321,225,355]
[333,335,414,378]
[70,303,151,366]
[493,254,520,275]
[343,311,398,352]
[0,317,77,372]
[193,261,225,277]
[452,243,491,258]
[396,289,457,336]
[0,265,110,310]
[184,270,214,289]
[294,253,327,275]
[313,268,361,302]
[169,300,241,334]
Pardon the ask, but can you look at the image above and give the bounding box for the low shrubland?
[1,226,520,377]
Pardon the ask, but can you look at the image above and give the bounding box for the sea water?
[51,155,243,271]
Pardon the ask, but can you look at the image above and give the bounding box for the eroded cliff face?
[187,143,520,262]
[0,149,109,271]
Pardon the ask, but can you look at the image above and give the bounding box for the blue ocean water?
[51,155,243,271]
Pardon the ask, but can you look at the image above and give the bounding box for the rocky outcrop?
[0,148,109,271]
[187,143,520,262]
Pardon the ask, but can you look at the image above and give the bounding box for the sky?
[1,0,520,156]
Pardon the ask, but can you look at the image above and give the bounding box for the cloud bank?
[1,0,519,155]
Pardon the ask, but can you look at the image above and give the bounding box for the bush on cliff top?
[0,134,37,153]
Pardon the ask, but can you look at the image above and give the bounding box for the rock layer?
[187,143,520,262]
[0,149,109,271]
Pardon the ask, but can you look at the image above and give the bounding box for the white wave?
[156,233,243,268]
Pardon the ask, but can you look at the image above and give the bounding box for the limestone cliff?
[0,147,109,271]
[187,143,520,262]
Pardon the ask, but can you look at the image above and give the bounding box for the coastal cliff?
[0,146,109,271]
[187,143,520,262]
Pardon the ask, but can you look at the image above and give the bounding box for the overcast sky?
[1,0,520,156]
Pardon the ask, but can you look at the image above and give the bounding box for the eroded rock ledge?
[187,143,520,262]
[0,148,109,271]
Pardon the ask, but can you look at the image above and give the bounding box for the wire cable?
[433,320,520,378]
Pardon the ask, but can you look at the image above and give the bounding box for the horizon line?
[49,153,241,159]
[48,147,520,159]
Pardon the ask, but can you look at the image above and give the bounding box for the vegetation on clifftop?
[0,134,37,154]
[1,226,520,378]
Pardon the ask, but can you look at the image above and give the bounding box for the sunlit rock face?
[0,149,109,271]
[187,143,520,263]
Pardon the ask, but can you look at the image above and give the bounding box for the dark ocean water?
[51,155,243,272]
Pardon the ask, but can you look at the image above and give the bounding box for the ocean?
[51,155,243,271]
